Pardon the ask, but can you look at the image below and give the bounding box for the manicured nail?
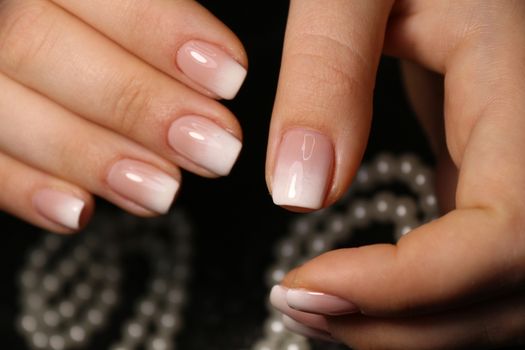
[107,159,179,214]
[33,189,85,230]
[168,115,242,176]
[272,129,333,209]
[270,285,329,331]
[177,40,247,99]
[286,288,359,316]
[282,315,337,343]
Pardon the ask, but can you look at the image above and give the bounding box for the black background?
[0,1,519,349]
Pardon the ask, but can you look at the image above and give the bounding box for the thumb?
[266,0,394,210]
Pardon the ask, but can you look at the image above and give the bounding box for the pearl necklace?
[17,210,192,350]
[16,153,437,350]
[252,153,438,350]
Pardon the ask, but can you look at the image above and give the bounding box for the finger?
[0,1,242,177]
[266,0,394,211]
[400,61,456,212]
[278,1,525,316]
[0,152,93,234]
[0,72,180,216]
[50,0,247,99]
[329,292,525,349]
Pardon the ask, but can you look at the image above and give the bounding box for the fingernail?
[270,285,329,331]
[272,129,333,209]
[282,315,337,343]
[33,189,85,230]
[168,115,242,176]
[107,159,179,214]
[286,288,359,316]
[177,40,247,99]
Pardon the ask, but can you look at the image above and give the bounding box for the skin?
[0,0,524,348]
[272,0,525,349]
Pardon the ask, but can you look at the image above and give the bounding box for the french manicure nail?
[107,159,179,214]
[270,285,329,331]
[282,315,337,343]
[287,288,359,316]
[33,189,85,230]
[168,115,242,176]
[177,40,247,99]
[272,129,333,209]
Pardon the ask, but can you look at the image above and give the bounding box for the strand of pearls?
[253,153,439,350]
[17,210,192,350]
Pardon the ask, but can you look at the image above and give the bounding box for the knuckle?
[0,0,57,73]
[107,76,152,136]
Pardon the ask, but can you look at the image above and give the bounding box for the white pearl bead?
[19,270,39,289]
[43,235,62,251]
[75,282,93,301]
[281,335,311,350]
[347,200,371,228]
[263,315,286,336]
[138,300,157,318]
[100,288,118,306]
[265,263,289,287]
[166,287,186,306]
[72,245,90,263]
[409,168,434,194]
[86,308,105,327]
[252,339,277,350]
[291,218,314,239]
[25,292,45,310]
[58,300,76,320]
[57,259,78,279]
[43,309,60,328]
[156,312,182,333]
[49,334,66,350]
[393,197,418,223]
[419,193,439,217]
[355,165,376,189]
[68,325,86,345]
[123,320,145,341]
[19,314,38,333]
[32,331,49,349]
[306,234,332,258]
[146,336,173,350]
[371,192,397,222]
[373,153,397,181]
[274,238,300,262]
[29,249,48,269]
[394,218,421,241]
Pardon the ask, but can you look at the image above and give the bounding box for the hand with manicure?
[0,0,246,233]
[268,1,525,349]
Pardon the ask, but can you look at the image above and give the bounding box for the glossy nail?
[177,40,247,99]
[282,315,337,343]
[107,159,179,214]
[33,189,85,230]
[168,115,242,176]
[270,285,329,331]
[272,129,333,209]
[287,288,359,316]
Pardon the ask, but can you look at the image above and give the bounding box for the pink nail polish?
[286,288,359,316]
[272,129,333,209]
[33,189,85,230]
[270,285,329,331]
[168,115,242,176]
[282,315,337,343]
[107,159,179,214]
[177,40,247,99]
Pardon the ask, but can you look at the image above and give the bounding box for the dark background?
[0,1,518,349]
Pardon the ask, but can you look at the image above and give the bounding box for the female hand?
[268,1,525,348]
[0,0,247,233]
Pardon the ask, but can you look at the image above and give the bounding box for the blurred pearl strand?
[17,210,192,350]
[252,153,439,350]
